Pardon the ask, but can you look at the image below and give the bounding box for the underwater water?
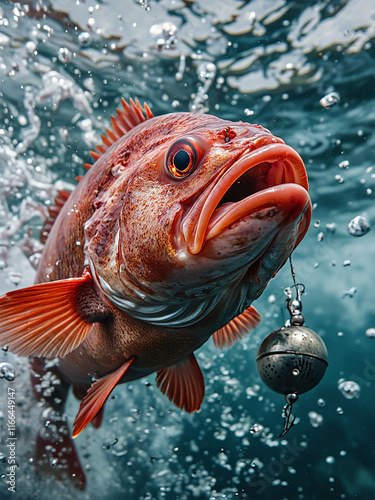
[0,0,374,499]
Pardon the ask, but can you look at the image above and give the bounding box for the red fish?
[0,99,311,444]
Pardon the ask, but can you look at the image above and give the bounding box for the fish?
[0,98,311,485]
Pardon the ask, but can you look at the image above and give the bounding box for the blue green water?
[0,0,374,499]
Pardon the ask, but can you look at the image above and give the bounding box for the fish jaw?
[179,143,311,260]
[201,184,311,263]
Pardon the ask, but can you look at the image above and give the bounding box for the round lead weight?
[256,326,328,395]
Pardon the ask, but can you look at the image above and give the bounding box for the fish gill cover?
[0,0,374,499]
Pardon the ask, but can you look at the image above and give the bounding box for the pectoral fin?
[73,357,135,438]
[155,353,205,413]
[0,270,99,358]
[212,306,261,350]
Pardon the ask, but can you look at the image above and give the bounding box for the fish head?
[85,113,311,327]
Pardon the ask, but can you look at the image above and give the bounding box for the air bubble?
[365,328,375,338]
[249,424,264,436]
[338,380,361,399]
[58,47,72,64]
[87,17,95,31]
[78,32,91,47]
[29,253,42,269]
[8,271,22,286]
[0,362,16,381]
[325,223,336,233]
[292,368,299,376]
[25,41,36,56]
[268,294,276,304]
[326,456,335,464]
[335,175,344,183]
[320,92,340,109]
[347,215,371,237]
[342,287,357,298]
[18,115,27,126]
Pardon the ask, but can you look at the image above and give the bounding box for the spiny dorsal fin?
[40,189,72,244]
[39,99,153,244]
[40,99,152,243]
[88,98,153,161]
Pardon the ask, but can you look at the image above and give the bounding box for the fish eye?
[166,140,198,179]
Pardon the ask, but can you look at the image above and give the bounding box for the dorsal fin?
[90,151,100,161]
[90,98,153,161]
[40,190,71,244]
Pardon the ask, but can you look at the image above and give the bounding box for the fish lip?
[181,143,310,255]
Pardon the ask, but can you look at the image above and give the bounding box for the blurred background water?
[0,0,374,499]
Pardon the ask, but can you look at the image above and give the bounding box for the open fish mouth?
[181,142,311,255]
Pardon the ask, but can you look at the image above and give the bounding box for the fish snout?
[179,143,311,258]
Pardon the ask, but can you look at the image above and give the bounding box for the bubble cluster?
[249,423,264,436]
[308,411,324,428]
[339,160,349,169]
[198,62,217,82]
[0,362,16,381]
[190,62,217,113]
[150,22,178,52]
